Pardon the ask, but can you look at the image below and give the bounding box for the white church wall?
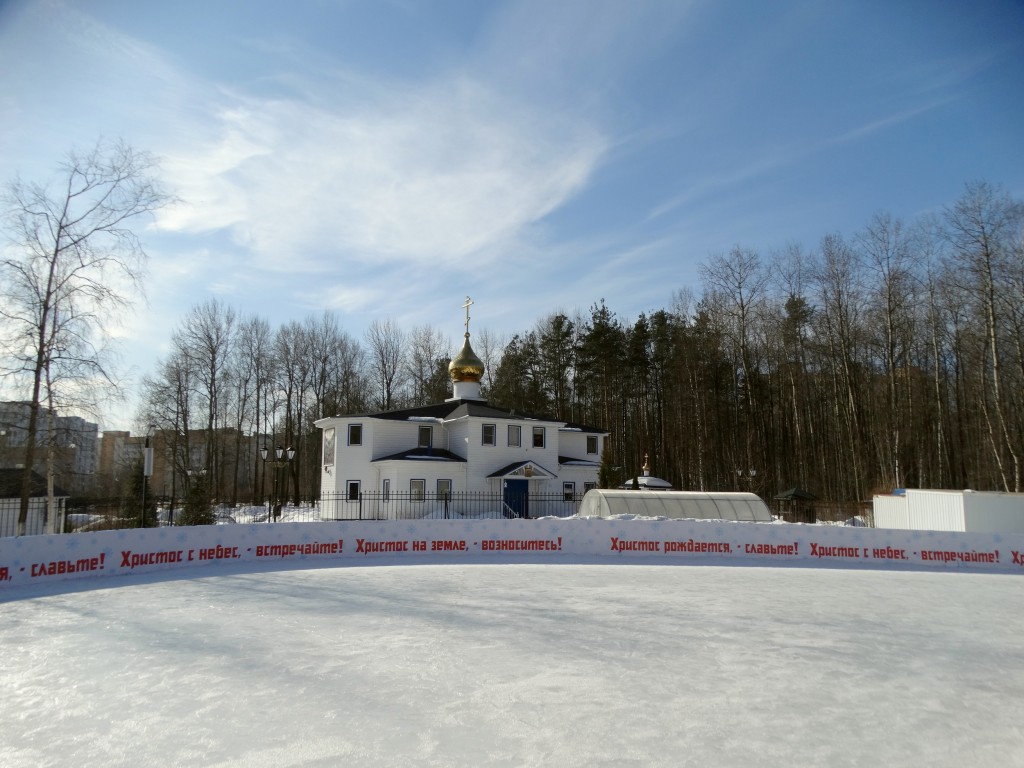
[522,421,561,471]
[557,466,598,496]
[558,430,601,464]
[462,419,529,493]
[363,420,412,459]
[446,419,471,461]
[318,416,376,503]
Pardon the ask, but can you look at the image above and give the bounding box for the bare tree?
[141,347,194,517]
[699,246,769,472]
[234,314,273,500]
[0,140,170,534]
[943,182,1023,490]
[856,212,919,488]
[475,326,507,398]
[405,324,451,406]
[365,318,407,411]
[171,299,237,493]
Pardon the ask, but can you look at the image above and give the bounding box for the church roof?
[368,399,527,421]
[372,447,466,463]
[337,399,604,432]
[558,456,601,467]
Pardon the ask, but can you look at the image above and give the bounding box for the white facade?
[873,489,1024,533]
[316,401,606,519]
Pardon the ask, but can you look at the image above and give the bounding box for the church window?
[482,423,496,446]
[587,435,599,454]
[563,482,575,501]
[410,479,425,501]
[348,424,362,446]
[584,482,597,494]
[437,479,452,500]
[532,426,546,448]
[418,426,432,448]
[323,427,336,466]
[382,479,390,502]
[508,425,521,447]
[346,480,360,502]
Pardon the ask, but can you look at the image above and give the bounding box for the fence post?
[358,492,363,521]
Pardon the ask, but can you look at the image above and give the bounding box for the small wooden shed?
[774,487,817,524]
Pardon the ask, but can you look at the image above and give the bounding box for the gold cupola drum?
[448,296,485,400]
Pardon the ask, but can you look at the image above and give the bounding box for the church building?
[316,299,607,519]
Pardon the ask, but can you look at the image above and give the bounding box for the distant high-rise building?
[0,402,99,493]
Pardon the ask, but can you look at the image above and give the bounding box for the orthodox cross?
[462,296,473,336]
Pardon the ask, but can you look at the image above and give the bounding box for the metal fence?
[1,491,586,536]
[2,492,877,536]
[0,497,50,537]
[321,491,586,521]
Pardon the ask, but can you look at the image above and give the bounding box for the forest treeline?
[141,181,1024,504]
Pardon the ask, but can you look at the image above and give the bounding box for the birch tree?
[0,140,170,534]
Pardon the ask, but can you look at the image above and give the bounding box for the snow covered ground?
[2,560,1022,767]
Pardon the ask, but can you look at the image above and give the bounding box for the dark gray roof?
[338,399,606,433]
[558,456,601,467]
[774,487,817,501]
[0,468,70,499]
[372,447,466,463]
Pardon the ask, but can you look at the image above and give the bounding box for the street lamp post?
[141,424,156,527]
[736,468,757,490]
[260,445,295,522]
[185,468,208,525]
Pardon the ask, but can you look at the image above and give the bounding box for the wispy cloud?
[826,99,954,147]
[157,75,608,271]
[646,94,953,227]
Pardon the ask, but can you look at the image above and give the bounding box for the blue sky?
[1,0,1023,429]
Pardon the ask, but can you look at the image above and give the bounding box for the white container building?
[873,489,1024,533]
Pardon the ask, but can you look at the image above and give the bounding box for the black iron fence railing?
[321,491,585,521]
[0,491,587,536]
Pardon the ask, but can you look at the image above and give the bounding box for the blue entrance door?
[503,479,529,518]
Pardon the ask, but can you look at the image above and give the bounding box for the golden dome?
[449,333,485,383]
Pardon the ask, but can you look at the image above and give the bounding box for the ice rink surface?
[2,562,1023,767]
